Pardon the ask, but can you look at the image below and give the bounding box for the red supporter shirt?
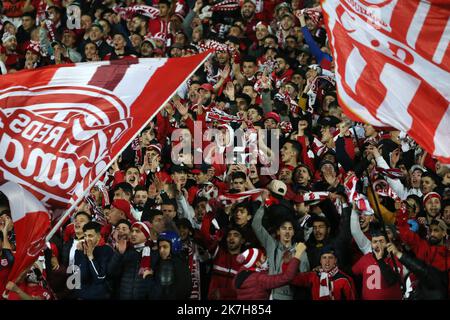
[7,283,53,300]
[352,253,403,300]
[291,270,356,300]
[0,251,13,297]
[3,0,26,18]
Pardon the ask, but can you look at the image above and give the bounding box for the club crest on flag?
[26,235,48,258]
[0,53,211,210]
[0,85,132,207]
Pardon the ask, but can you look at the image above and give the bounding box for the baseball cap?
[308,64,322,75]
[318,116,341,128]
[91,22,104,33]
[198,83,214,92]
[170,164,188,174]
[275,2,291,13]
[111,199,131,219]
[264,112,281,123]
[410,164,427,174]
[191,163,211,174]
[267,180,287,197]
[431,218,447,233]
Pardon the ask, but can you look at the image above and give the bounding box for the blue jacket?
[74,245,113,300]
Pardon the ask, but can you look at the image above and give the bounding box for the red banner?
[0,182,51,283]
[321,0,450,163]
[0,53,210,208]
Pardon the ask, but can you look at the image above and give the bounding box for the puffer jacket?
[234,257,300,300]
[153,255,192,300]
[107,247,158,300]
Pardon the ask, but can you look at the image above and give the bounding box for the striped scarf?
[218,188,265,205]
[374,167,405,179]
[318,266,339,299]
[373,179,400,200]
[135,243,152,277]
[297,7,323,26]
[205,107,243,124]
[211,0,240,11]
[114,5,160,20]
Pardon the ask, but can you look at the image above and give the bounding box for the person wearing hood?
[153,231,192,300]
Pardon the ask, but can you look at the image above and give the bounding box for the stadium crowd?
[0,0,449,300]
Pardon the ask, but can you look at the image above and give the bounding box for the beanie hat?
[264,111,281,123]
[147,143,162,155]
[320,245,336,257]
[132,221,152,239]
[237,248,264,269]
[1,32,15,43]
[423,192,441,205]
[25,41,40,56]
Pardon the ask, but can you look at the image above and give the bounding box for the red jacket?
[199,212,240,300]
[352,253,403,300]
[7,283,53,300]
[234,257,300,300]
[397,222,449,272]
[208,247,241,300]
[291,270,356,300]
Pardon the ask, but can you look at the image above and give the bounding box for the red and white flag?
[321,0,450,163]
[0,181,51,283]
[0,53,210,210]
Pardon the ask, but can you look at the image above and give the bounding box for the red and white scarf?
[319,266,339,299]
[296,6,324,26]
[373,179,400,200]
[114,5,160,20]
[297,192,330,203]
[205,107,243,124]
[184,240,202,300]
[218,188,265,205]
[196,39,234,54]
[135,243,152,277]
[45,19,57,42]
[212,0,240,12]
[374,167,405,179]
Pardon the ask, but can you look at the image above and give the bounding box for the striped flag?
[0,53,210,211]
[321,0,450,163]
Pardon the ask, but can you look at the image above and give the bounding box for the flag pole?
[45,52,212,241]
[351,125,404,293]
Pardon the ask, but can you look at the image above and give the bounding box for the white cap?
[268,180,287,197]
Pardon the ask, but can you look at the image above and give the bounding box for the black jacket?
[153,255,192,300]
[306,206,352,273]
[400,252,448,300]
[107,246,159,300]
[74,245,114,300]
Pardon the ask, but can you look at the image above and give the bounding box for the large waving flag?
[0,53,209,212]
[321,0,450,163]
[0,182,51,283]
